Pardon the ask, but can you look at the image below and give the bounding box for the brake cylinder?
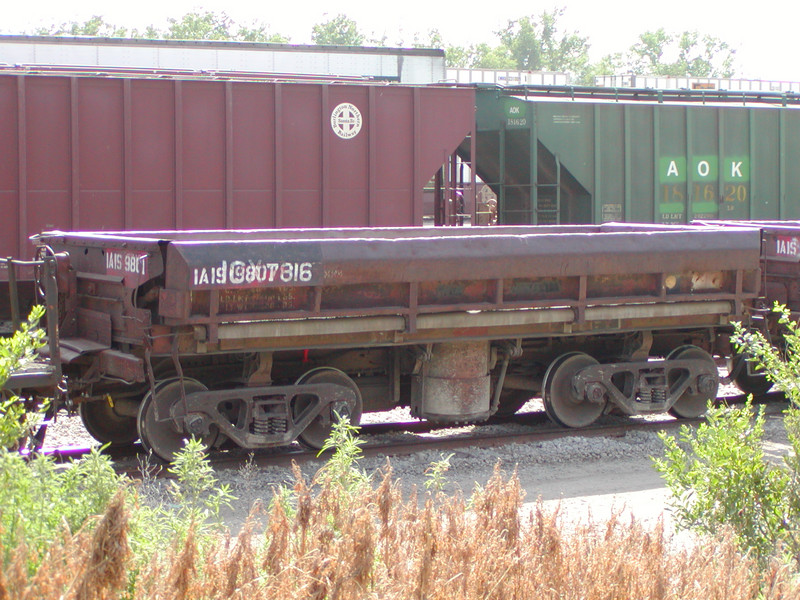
[411,341,492,422]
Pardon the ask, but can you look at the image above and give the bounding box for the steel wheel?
[79,400,139,447]
[542,352,605,428]
[667,346,718,418]
[729,353,772,396]
[293,367,363,450]
[137,378,218,462]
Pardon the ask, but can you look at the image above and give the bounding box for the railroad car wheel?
[667,346,719,419]
[542,352,606,428]
[137,378,218,462]
[728,354,772,396]
[79,399,139,447]
[293,367,363,451]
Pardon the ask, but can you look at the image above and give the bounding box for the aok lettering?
[661,157,749,183]
[193,260,314,287]
[666,160,714,178]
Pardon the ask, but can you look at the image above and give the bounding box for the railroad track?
[75,390,784,477]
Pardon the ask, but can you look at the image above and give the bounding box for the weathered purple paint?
[0,72,475,270]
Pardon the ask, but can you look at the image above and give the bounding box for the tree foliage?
[614,28,736,78]
[164,11,234,41]
[27,10,738,80]
[311,14,365,46]
[440,11,735,81]
[496,9,591,76]
[34,11,288,43]
[164,11,288,43]
[442,9,593,79]
[413,28,462,59]
[34,15,133,38]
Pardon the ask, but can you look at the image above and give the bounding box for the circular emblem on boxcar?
[331,103,362,139]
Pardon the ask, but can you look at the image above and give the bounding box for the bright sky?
[2,0,798,81]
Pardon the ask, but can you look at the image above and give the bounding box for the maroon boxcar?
[0,69,476,320]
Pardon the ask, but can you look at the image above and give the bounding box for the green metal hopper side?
[469,86,800,226]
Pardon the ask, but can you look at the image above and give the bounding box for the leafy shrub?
[424,452,454,492]
[314,416,370,495]
[131,438,235,560]
[0,448,123,566]
[0,437,236,579]
[0,306,46,387]
[0,306,48,449]
[654,400,794,565]
[656,304,800,567]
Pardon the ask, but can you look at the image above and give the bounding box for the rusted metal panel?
[159,225,760,291]
[76,307,112,346]
[206,300,736,354]
[1,255,62,391]
[98,349,145,383]
[159,289,192,320]
[38,224,762,357]
[41,231,165,283]
[746,221,800,264]
[711,220,800,310]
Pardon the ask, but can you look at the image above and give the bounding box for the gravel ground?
[212,410,789,533]
[44,390,793,539]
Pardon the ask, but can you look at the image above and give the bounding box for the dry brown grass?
[0,489,130,600]
[1,462,798,599]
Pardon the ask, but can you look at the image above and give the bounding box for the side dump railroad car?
[16,223,766,460]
